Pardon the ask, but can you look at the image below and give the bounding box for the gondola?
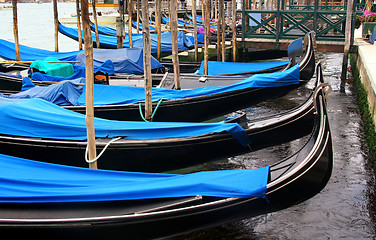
[0,31,312,93]
[0,66,332,239]
[158,31,315,89]
[58,23,194,51]
[0,66,324,172]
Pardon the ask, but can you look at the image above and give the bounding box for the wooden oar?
[0,61,81,64]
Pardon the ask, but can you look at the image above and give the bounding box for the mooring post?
[156,0,162,60]
[12,0,20,61]
[170,0,181,90]
[92,0,100,48]
[204,0,210,75]
[76,0,83,50]
[192,0,198,62]
[232,0,237,62]
[219,0,226,62]
[141,0,153,121]
[81,0,97,169]
[128,0,133,48]
[217,0,222,61]
[53,0,59,52]
[340,0,355,92]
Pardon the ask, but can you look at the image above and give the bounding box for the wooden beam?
[76,0,83,50]
[221,0,225,62]
[53,0,59,52]
[232,0,237,62]
[156,0,162,60]
[217,0,222,61]
[192,0,198,62]
[204,0,210,75]
[170,0,181,90]
[12,0,20,61]
[128,0,133,48]
[92,0,100,48]
[81,0,97,169]
[141,0,153,121]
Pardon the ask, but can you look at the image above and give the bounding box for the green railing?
[240,0,374,46]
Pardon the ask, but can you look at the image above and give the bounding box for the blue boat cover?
[188,33,204,44]
[90,23,118,36]
[132,22,156,31]
[59,24,193,53]
[76,48,163,74]
[30,57,75,77]
[31,60,115,82]
[0,97,251,146]
[0,153,269,203]
[0,39,82,61]
[75,64,300,106]
[4,78,85,105]
[196,60,290,75]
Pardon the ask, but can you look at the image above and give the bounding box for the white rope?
[85,137,122,164]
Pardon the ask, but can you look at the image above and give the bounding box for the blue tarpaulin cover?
[0,153,269,203]
[0,39,82,61]
[0,97,251,146]
[4,78,85,105]
[30,57,75,77]
[90,23,119,36]
[76,48,163,74]
[132,22,156,31]
[196,60,290,75]
[59,23,193,53]
[76,64,300,106]
[31,60,115,82]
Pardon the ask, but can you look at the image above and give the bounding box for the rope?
[138,99,164,122]
[85,137,122,164]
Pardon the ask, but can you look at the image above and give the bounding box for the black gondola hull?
[0,79,333,239]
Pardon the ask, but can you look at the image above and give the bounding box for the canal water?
[171,52,376,239]
[0,3,375,239]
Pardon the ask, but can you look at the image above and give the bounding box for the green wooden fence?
[240,0,373,47]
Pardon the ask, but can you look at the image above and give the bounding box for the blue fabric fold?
[0,153,269,203]
[0,97,251,146]
[0,39,82,61]
[59,23,193,52]
[197,60,290,75]
[76,48,163,74]
[76,64,300,106]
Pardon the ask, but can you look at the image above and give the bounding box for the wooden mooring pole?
[155,0,162,60]
[53,0,59,52]
[12,0,20,61]
[340,0,355,93]
[128,0,133,48]
[170,0,181,89]
[81,0,97,169]
[141,0,153,121]
[76,0,83,50]
[204,0,210,75]
[217,0,222,61]
[92,0,100,48]
[192,0,198,62]
[232,0,236,62]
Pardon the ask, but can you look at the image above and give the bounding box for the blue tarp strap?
[138,99,164,122]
